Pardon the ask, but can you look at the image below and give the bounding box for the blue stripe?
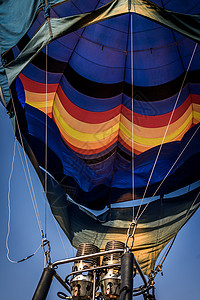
[122,87,190,115]
[60,75,122,111]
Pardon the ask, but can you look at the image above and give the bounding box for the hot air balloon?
[1,0,200,299]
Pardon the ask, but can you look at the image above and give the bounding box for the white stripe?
[164,180,200,198]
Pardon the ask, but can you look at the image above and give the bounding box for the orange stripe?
[54,93,121,134]
[53,111,119,153]
[121,104,193,139]
[64,136,119,155]
[118,120,192,153]
[119,130,152,153]
[193,103,200,113]
[57,85,121,124]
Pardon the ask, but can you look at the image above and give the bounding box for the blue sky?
[0,102,200,300]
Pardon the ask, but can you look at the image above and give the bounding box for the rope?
[137,123,200,221]
[124,11,138,250]
[16,141,43,232]
[53,217,69,258]
[6,139,17,263]
[158,236,176,268]
[10,94,44,233]
[130,13,135,220]
[135,42,198,221]
[44,44,48,237]
[6,138,41,263]
[157,189,200,270]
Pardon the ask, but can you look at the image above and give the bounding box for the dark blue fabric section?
[4,0,200,209]
[69,37,126,84]
[49,0,99,17]
[60,75,122,112]
[39,33,78,62]
[122,88,189,115]
[22,63,62,84]
[25,104,63,159]
[23,104,200,208]
[15,77,25,108]
[24,104,102,192]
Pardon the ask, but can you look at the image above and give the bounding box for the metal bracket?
[42,237,51,266]
[125,220,137,250]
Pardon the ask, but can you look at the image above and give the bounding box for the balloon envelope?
[1,0,200,274]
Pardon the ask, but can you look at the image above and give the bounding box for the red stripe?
[19,73,58,93]
[20,73,200,128]
[191,94,200,104]
[122,96,192,128]
[57,85,121,124]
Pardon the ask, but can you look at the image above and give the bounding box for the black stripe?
[16,34,200,101]
[80,147,117,164]
[62,139,132,164]
[64,64,200,101]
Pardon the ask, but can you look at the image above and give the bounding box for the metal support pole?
[92,271,96,300]
[52,249,123,268]
[120,252,134,300]
[32,267,56,300]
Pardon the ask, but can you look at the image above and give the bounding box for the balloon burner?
[100,241,125,299]
[70,243,100,299]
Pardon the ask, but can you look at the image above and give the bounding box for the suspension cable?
[150,189,200,280]
[6,1,53,264]
[6,138,17,263]
[6,138,42,263]
[156,189,200,272]
[130,12,135,220]
[16,141,43,232]
[137,123,200,221]
[44,43,48,238]
[124,10,138,251]
[10,95,44,234]
[135,42,198,220]
[53,216,69,258]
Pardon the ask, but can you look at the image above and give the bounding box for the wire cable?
[6,138,41,263]
[53,216,69,258]
[153,189,200,276]
[130,13,135,220]
[10,93,44,234]
[44,43,48,238]
[135,42,198,220]
[6,138,17,263]
[137,123,200,221]
[16,142,43,232]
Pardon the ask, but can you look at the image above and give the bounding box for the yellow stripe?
[26,100,54,108]
[121,105,192,138]
[193,111,200,121]
[54,94,120,133]
[53,102,119,142]
[119,113,193,146]
[54,110,118,150]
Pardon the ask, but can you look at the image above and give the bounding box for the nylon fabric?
[45,173,200,274]
[0,0,41,53]
[5,0,200,85]
[1,0,200,276]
